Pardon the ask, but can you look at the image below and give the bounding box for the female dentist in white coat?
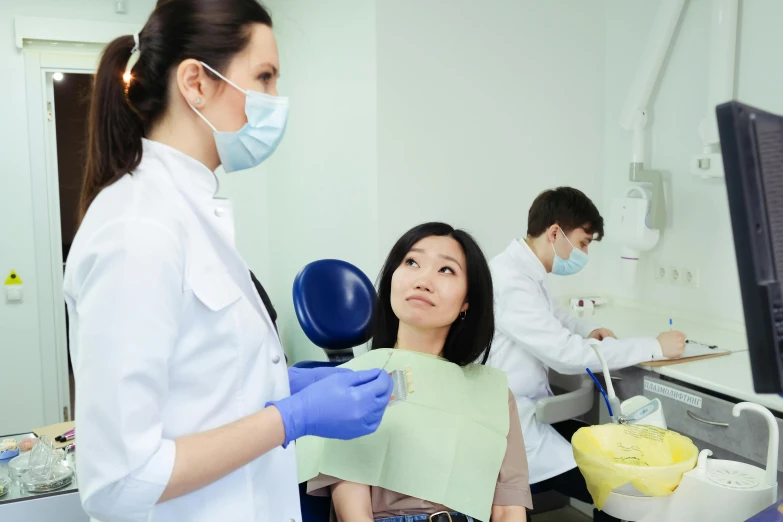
[487,187,686,522]
[63,2,392,521]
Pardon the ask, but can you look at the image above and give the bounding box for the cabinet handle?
[610,376,624,382]
[687,410,729,428]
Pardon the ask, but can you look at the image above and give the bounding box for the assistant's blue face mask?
[190,61,289,173]
[551,228,588,276]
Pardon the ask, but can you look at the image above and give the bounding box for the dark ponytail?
[79,0,274,222]
[80,35,143,221]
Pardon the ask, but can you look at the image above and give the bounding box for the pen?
[669,318,673,331]
[56,429,75,443]
[685,339,719,349]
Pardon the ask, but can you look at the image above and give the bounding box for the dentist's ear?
[546,224,560,243]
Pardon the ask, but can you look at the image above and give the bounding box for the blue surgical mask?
[551,228,588,276]
[190,61,289,173]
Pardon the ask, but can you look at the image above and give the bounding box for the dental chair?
[291,259,377,522]
[292,259,376,365]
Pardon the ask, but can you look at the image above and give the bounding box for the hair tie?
[131,32,141,55]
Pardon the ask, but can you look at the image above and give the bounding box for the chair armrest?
[535,375,594,425]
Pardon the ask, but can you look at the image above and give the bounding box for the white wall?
[262,0,608,363]
[376,0,607,299]
[261,0,379,363]
[600,0,783,325]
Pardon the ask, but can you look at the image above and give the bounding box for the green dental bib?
[296,349,509,522]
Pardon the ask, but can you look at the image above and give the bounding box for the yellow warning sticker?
[4,270,22,285]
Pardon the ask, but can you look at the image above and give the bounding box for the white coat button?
[290,519,296,522]
[214,207,225,217]
[272,354,281,364]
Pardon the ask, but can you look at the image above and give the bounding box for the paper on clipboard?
[641,340,730,367]
[682,341,724,358]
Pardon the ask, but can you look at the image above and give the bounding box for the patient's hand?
[491,504,527,522]
[331,481,373,522]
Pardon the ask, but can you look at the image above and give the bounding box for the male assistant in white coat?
[487,187,686,521]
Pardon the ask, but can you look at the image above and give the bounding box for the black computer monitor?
[717,101,783,393]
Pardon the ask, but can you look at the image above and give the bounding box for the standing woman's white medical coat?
[64,139,300,522]
[487,240,664,484]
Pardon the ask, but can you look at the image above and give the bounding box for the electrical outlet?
[655,264,667,282]
[682,267,700,288]
[656,262,699,287]
[668,266,682,285]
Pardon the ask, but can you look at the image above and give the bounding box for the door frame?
[25,48,99,424]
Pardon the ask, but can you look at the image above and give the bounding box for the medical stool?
[291,259,377,522]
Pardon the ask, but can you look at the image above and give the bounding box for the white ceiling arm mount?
[692,0,739,179]
[619,0,687,163]
[618,0,687,231]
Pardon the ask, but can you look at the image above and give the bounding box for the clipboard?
[32,421,75,450]
[641,340,731,367]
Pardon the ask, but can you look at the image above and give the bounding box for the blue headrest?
[292,259,376,351]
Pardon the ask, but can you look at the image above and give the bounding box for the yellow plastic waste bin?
[572,423,698,509]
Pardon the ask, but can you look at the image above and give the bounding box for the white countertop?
[584,303,783,413]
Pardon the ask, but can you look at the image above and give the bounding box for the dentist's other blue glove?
[269,368,393,446]
[287,365,351,395]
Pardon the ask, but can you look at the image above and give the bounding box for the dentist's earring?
[195,97,203,105]
[460,310,467,321]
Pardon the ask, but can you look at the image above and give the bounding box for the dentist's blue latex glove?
[269,368,393,446]
[287,366,351,395]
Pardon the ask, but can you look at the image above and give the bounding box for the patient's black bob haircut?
[371,222,495,366]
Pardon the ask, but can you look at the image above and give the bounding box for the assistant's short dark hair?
[527,187,604,240]
[371,222,494,366]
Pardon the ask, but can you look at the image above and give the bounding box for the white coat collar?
[142,138,220,199]
[506,239,548,281]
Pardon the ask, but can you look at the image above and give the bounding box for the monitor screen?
[717,101,783,393]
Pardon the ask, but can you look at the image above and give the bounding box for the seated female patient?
[302,222,532,522]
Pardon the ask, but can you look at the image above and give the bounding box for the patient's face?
[390,235,469,330]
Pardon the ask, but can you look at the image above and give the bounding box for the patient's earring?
[460,310,467,321]
[195,97,203,105]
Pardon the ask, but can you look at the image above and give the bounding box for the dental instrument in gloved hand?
[287,365,351,395]
[268,368,393,446]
